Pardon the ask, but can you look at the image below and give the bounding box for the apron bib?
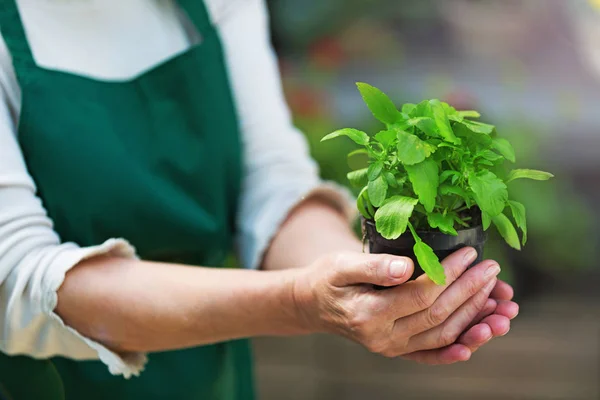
[0,1,254,399]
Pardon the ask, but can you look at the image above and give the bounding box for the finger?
[467,298,497,329]
[462,302,517,345]
[406,278,497,352]
[329,252,414,287]
[480,314,511,336]
[458,314,511,353]
[459,314,512,352]
[457,323,493,351]
[381,247,478,316]
[402,343,471,365]
[490,280,514,301]
[395,260,500,333]
[495,300,519,319]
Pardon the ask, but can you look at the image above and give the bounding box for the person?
[0,1,518,399]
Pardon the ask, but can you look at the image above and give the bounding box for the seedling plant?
[321,83,553,284]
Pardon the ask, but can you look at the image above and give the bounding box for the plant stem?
[407,221,421,242]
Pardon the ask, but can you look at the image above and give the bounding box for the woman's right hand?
[292,247,503,364]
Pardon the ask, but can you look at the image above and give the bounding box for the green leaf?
[368,175,388,207]
[414,241,446,285]
[458,120,495,135]
[374,196,418,239]
[429,99,460,145]
[440,184,472,207]
[396,129,436,165]
[454,123,493,151]
[383,171,398,188]
[408,223,446,285]
[491,137,516,163]
[414,100,432,118]
[396,176,407,187]
[427,212,458,236]
[437,142,459,150]
[468,170,508,217]
[406,117,429,126]
[321,128,370,146]
[402,103,417,115]
[347,168,368,188]
[411,117,438,137]
[357,187,374,219]
[442,102,457,115]
[356,82,402,125]
[405,159,439,213]
[413,239,446,285]
[481,211,492,230]
[448,114,464,123]
[506,169,554,183]
[373,129,397,148]
[439,170,461,184]
[508,200,527,245]
[478,159,494,167]
[367,161,384,181]
[478,150,504,162]
[492,212,522,250]
[347,148,369,159]
[457,110,481,118]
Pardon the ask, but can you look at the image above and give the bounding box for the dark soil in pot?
[363,209,486,281]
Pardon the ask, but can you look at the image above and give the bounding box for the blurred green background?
[254,1,600,399]
[267,0,600,298]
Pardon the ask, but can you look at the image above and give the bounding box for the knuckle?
[426,303,449,326]
[347,312,370,334]
[365,336,398,357]
[464,278,481,298]
[446,265,462,283]
[469,291,490,314]
[345,295,386,333]
[363,258,382,280]
[380,347,398,358]
[412,286,434,310]
[438,325,460,347]
[330,252,347,268]
[364,338,387,354]
[445,256,470,282]
[364,293,388,314]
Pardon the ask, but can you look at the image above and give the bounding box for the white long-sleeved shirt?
[0,0,354,378]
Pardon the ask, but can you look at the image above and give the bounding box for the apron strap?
[177,0,213,34]
[0,0,37,85]
[0,0,213,86]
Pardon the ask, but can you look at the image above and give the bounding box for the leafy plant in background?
[321,83,553,284]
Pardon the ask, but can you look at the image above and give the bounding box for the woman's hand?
[292,247,507,364]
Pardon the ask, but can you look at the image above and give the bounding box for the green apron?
[0,0,255,399]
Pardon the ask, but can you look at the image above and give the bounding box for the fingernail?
[463,248,477,266]
[389,259,407,278]
[484,263,501,279]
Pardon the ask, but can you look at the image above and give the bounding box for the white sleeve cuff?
[43,238,148,378]
[3,238,147,379]
[239,181,357,270]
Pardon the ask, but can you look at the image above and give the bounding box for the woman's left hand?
[402,280,519,364]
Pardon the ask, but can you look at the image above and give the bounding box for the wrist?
[286,266,327,335]
[239,268,317,337]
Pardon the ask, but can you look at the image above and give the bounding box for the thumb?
[329,252,414,287]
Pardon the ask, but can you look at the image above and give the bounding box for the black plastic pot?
[363,219,486,280]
